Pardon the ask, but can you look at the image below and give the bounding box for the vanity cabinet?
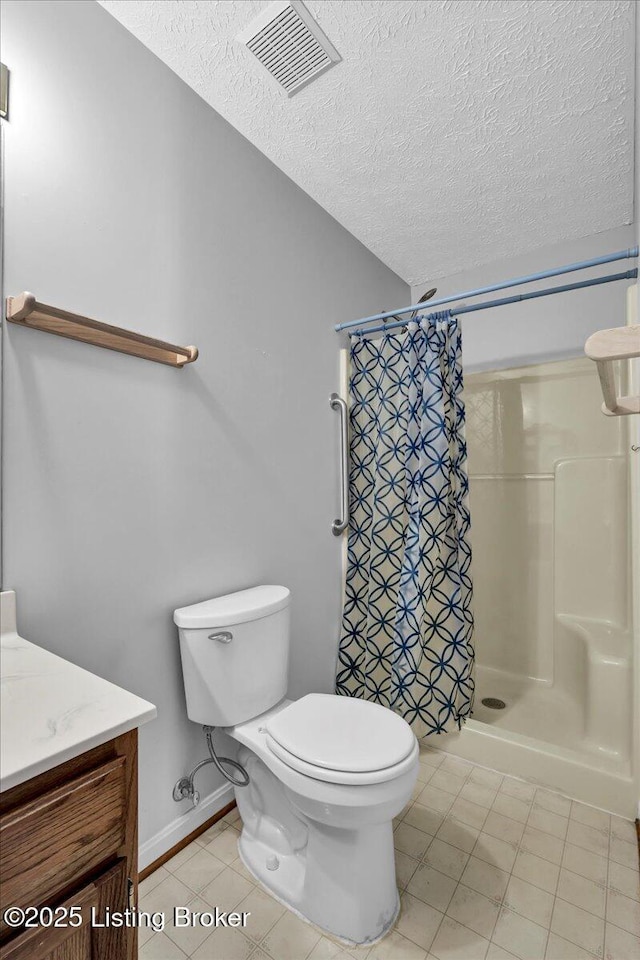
[0,730,138,960]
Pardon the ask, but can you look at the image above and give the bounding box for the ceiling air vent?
[237,1,341,97]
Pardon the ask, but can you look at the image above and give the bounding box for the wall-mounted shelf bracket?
[5,292,198,368]
[584,324,640,416]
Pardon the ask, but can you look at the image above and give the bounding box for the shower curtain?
[336,314,474,736]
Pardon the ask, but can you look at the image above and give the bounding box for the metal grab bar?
[330,393,349,536]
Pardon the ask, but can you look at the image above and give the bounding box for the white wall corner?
[139,782,234,872]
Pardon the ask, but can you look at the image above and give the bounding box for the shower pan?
[439,354,639,817]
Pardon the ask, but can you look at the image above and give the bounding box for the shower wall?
[467,357,628,690]
[458,355,634,812]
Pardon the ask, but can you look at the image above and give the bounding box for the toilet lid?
[265,693,416,773]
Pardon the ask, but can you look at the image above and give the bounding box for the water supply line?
[173,725,249,807]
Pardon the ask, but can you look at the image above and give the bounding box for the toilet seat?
[264,693,417,785]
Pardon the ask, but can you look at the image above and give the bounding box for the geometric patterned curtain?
[336,314,475,736]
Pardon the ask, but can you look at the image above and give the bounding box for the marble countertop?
[0,590,157,792]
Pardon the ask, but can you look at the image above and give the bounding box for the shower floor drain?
[481,697,506,710]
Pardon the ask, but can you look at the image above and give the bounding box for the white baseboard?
[139,782,235,872]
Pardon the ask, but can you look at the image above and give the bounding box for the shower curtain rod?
[350,269,638,338]
[335,246,639,332]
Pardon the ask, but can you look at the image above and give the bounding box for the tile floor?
[138,745,640,960]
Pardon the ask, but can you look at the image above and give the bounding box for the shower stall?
[439,344,639,818]
[335,264,639,819]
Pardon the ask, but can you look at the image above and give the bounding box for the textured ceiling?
[98,0,635,285]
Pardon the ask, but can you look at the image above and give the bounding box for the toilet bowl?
[174,586,419,945]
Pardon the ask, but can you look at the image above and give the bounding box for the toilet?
[174,585,419,945]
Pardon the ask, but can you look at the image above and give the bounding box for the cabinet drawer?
[0,757,126,916]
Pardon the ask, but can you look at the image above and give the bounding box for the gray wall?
[411,224,636,373]
[0,0,408,851]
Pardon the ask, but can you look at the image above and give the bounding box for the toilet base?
[237,828,400,947]
[232,745,405,945]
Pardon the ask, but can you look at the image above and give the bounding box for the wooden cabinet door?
[0,884,96,960]
[0,860,134,960]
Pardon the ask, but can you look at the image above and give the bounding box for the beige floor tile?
[556,868,605,918]
[191,926,254,959]
[519,828,563,867]
[550,899,604,958]
[606,889,640,938]
[368,929,428,960]
[165,842,201,874]
[527,809,568,842]
[459,857,509,904]
[440,757,474,779]
[396,851,421,890]
[449,797,489,831]
[224,807,242,826]
[140,875,196,917]
[404,803,445,837]
[511,851,559,896]
[499,779,536,804]
[503,876,553,929]
[490,794,531,825]
[430,915,489,960]
[610,817,637,845]
[139,931,188,959]
[446,883,500,939]
[429,769,468,797]
[236,886,285,943]
[419,749,445,768]
[198,821,229,845]
[609,836,639,870]
[229,855,255,884]
[607,860,640,902]
[164,896,224,955]
[544,932,598,959]
[172,848,227,894]
[492,907,548,960]
[261,911,322,960]
[342,939,376,960]
[396,893,444,951]
[396,802,414,825]
[481,811,525,849]
[250,951,272,960]
[569,802,610,834]
[307,936,357,959]
[418,785,456,816]
[200,866,254,913]
[486,943,519,960]
[423,838,469,881]
[407,863,458,913]
[533,791,571,819]
[436,816,480,855]
[468,767,503,792]
[395,822,432,858]
[204,826,241,864]
[565,821,608,858]
[140,866,171,897]
[417,763,436,785]
[472,834,518,874]
[458,781,498,810]
[561,843,607,885]
[604,921,640,960]
[139,922,156,948]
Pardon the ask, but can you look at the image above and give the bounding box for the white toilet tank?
[174,585,290,727]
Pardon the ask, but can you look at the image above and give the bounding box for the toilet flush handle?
[209,631,233,643]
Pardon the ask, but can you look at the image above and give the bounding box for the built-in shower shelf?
[584,324,640,416]
[5,292,199,368]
